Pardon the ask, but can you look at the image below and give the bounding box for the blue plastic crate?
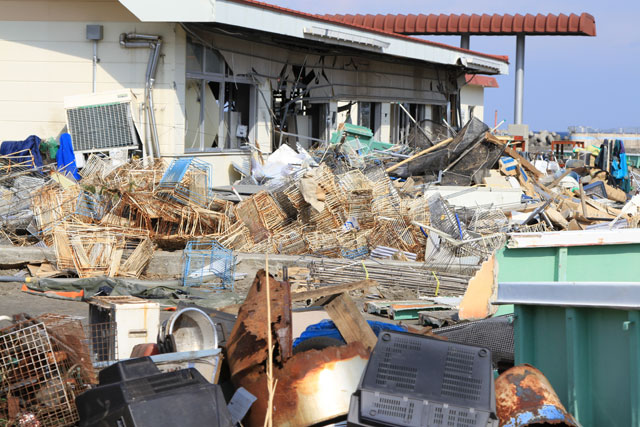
[182,239,235,289]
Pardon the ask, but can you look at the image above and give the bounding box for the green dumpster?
[494,230,640,427]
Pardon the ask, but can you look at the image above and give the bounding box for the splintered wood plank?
[324,292,378,350]
[108,247,124,277]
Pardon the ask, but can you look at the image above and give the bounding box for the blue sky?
[266,0,638,132]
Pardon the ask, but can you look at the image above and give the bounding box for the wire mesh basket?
[183,239,235,289]
[0,322,80,426]
[157,157,211,208]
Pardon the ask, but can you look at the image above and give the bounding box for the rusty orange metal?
[495,364,579,427]
[241,342,369,427]
[226,269,371,426]
[225,269,292,380]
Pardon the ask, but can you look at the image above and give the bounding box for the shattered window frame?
[185,38,256,153]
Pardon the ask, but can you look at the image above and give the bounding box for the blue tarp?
[0,135,43,168]
[293,319,407,348]
[57,133,81,180]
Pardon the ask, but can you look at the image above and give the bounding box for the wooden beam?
[484,132,543,179]
[386,138,453,173]
[548,169,572,189]
[324,292,378,350]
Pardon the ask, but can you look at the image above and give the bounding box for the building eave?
[117,0,509,75]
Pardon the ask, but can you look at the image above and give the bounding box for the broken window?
[357,102,380,136]
[185,37,255,152]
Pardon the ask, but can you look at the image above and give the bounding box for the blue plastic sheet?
[0,135,43,168]
[57,133,81,180]
[293,319,407,348]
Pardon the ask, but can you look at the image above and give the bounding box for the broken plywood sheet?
[482,170,513,189]
[459,254,497,320]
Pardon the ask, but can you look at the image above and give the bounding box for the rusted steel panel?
[240,343,369,427]
[495,364,579,427]
[225,269,292,379]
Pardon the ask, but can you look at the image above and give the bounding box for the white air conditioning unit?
[64,90,139,153]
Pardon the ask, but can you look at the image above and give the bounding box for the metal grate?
[0,322,79,426]
[85,321,119,368]
[66,103,136,152]
[469,207,509,234]
[75,191,107,221]
[433,315,515,366]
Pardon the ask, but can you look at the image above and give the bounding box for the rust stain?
[226,270,292,378]
[239,343,369,427]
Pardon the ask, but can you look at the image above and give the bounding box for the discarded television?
[76,357,233,427]
[347,331,498,427]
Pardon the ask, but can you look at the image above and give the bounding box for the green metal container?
[496,229,640,283]
[495,230,640,427]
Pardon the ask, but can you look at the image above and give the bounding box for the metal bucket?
[163,308,218,352]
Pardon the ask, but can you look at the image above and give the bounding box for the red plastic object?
[130,343,159,358]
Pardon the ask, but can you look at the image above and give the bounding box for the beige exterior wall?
[0,1,265,186]
[0,1,186,158]
[460,85,485,124]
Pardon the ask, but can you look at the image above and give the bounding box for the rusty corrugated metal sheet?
[226,270,370,426]
[319,13,596,36]
[495,364,579,427]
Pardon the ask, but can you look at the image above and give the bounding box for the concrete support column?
[460,34,470,49]
[514,34,525,124]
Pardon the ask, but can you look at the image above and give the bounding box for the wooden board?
[219,279,379,314]
[484,133,543,178]
[324,292,378,350]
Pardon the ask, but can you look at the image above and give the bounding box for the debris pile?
[2,117,640,293]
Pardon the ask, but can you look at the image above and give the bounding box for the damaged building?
[0,0,508,185]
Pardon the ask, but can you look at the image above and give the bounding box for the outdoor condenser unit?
[347,331,498,427]
[64,90,139,153]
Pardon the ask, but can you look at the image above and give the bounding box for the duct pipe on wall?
[119,33,163,160]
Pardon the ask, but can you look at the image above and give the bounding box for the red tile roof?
[226,0,509,63]
[318,13,596,36]
[465,74,499,88]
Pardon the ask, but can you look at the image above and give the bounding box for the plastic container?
[348,331,497,426]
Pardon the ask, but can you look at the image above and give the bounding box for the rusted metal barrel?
[495,364,580,427]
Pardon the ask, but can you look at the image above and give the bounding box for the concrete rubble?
[0,116,638,427]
